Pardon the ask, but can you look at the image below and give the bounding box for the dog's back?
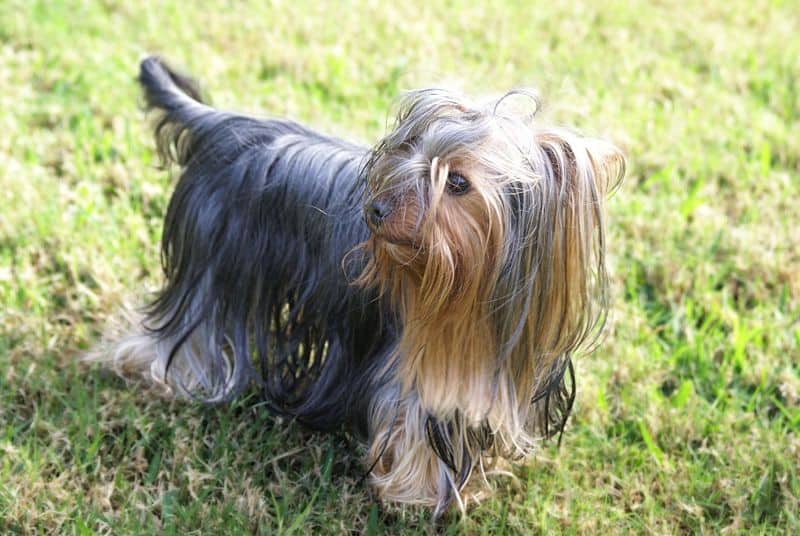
[100,57,395,433]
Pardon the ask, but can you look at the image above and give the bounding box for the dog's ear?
[491,128,623,428]
[582,137,626,196]
[526,130,623,327]
[535,131,625,199]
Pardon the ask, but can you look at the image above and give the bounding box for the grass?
[1,0,798,533]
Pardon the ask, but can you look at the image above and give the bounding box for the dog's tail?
[138,56,215,166]
[139,56,205,108]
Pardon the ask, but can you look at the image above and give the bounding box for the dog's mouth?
[370,231,418,249]
[364,209,422,251]
[368,233,426,268]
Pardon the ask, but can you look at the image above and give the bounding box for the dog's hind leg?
[87,308,240,402]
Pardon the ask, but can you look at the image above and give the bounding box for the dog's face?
[360,89,624,424]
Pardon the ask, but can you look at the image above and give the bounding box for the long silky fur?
[121,57,397,435]
[97,57,624,517]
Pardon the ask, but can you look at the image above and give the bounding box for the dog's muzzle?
[366,198,393,228]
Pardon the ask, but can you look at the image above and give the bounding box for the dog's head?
[359,88,624,433]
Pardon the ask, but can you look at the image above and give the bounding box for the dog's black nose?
[367,199,392,228]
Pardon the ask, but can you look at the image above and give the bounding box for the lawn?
[1,0,798,533]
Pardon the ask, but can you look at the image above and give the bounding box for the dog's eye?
[445,172,470,195]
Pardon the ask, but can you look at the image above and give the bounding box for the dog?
[99,56,624,516]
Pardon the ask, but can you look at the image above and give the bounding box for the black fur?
[138,56,396,434]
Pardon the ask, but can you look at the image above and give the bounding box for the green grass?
[1,0,798,533]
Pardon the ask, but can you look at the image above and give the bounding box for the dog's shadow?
[92,369,446,532]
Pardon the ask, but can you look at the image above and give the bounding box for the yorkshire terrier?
[99,56,624,516]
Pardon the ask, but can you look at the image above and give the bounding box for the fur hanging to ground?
[95,56,624,517]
